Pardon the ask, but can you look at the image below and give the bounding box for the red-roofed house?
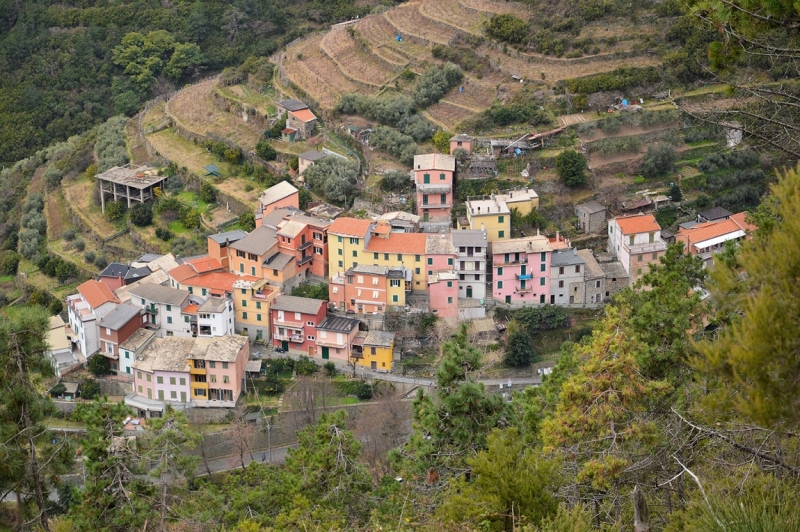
[365,224,427,291]
[607,214,667,284]
[675,212,756,266]
[66,280,121,357]
[287,108,317,139]
[414,153,456,228]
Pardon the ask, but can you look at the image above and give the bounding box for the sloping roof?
[551,249,584,267]
[47,316,71,353]
[452,230,487,248]
[425,233,455,255]
[98,304,142,331]
[329,217,373,238]
[676,216,754,249]
[124,266,151,283]
[183,272,259,293]
[414,153,456,172]
[119,328,156,352]
[260,207,294,228]
[115,270,170,304]
[287,212,332,228]
[128,283,189,306]
[277,220,305,238]
[279,98,308,112]
[198,297,228,313]
[246,360,262,374]
[730,211,757,232]
[363,330,395,347]
[259,181,299,207]
[78,280,120,309]
[577,249,604,280]
[347,265,389,276]
[147,254,180,273]
[576,201,606,214]
[263,252,294,270]
[182,304,199,315]
[270,295,325,314]
[299,150,327,162]
[208,229,249,245]
[492,235,550,254]
[698,206,732,221]
[599,260,629,279]
[230,225,278,256]
[185,257,223,273]
[99,263,129,278]
[317,315,360,333]
[622,197,653,210]
[168,264,200,283]
[450,134,472,142]
[366,233,426,254]
[614,214,661,235]
[289,108,317,122]
[135,253,162,264]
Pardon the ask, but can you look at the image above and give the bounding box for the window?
[427,258,433,265]
[575,265,581,273]
[649,232,655,243]
[384,253,389,260]
[307,335,315,340]
[180,378,186,386]
[357,275,364,284]
[242,312,248,319]
[307,321,314,326]
[447,281,452,288]
[157,376,163,384]
[497,267,503,275]
[374,252,379,259]
[415,267,420,275]
[373,291,379,299]
[141,298,145,305]
[256,301,261,310]
[423,194,428,205]
[637,268,643,275]
[210,375,217,383]
[540,278,545,286]
[440,194,446,204]
[423,173,430,183]
[337,236,343,242]
[209,361,216,368]
[638,255,643,262]
[239,264,244,273]
[166,316,171,325]
[251,266,256,276]
[498,216,504,223]
[390,279,401,287]
[237,250,245,258]
[629,235,635,246]
[447,297,453,304]
[184,316,189,323]
[372,278,379,285]
[415,255,421,262]
[652,252,658,260]
[222,362,228,369]
[315,246,323,254]
[338,260,343,267]
[460,274,466,281]
[241,299,247,307]
[158,390,164,400]
[392,294,399,303]
[138,385,142,393]
[125,351,130,359]
[371,346,377,355]
[497,281,503,289]
[498,230,505,238]
[241,288,247,295]
[188,287,193,294]
[256,314,262,322]
[559,267,565,274]
[338,248,343,255]
[541,252,546,262]
[352,250,358,257]
[540,263,546,272]
[170,377,176,385]
[440,173,446,180]
[350,237,359,245]
[223,375,230,383]
[559,280,564,288]
[146,374,151,382]
[397,254,403,261]
[194,389,206,397]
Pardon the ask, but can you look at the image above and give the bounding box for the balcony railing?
[274,333,304,343]
[420,202,452,209]
[515,273,532,280]
[145,306,158,315]
[189,366,206,375]
[298,254,313,266]
[275,318,304,328]
[298,241,313,251]
[515,286,532,293]
[316,337,346,348]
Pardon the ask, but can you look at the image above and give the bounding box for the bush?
[163,175,184,194]
[180,207,202,230]
[88,354,111,376]
[555,149,588,187]
[303,158,359,204]
[129,202,153,227]
[413,63,463,108]
[670,183,683,202]
[155,227,174,241]
[380,169,410,192]
[48,298,63,315]
[504,330,536,367]
[105,201,126,222]
[369,126,417,166]
[62,229,76,241]
[95,116,130,172]
[0,250,20,275]
[255,140,277,161]
[291,282,329,300]
[238,211,255,231]
[485,14,529,43]
[83,250,96,264]
[73,238,85,252]
[43,164,64,190]
[511,306,569,334]
[323,361,337,377]
[640,144,676,178]
[294,356,318,375]
[335,379,373,400]
[81,378,101,400]
[93,254,108,269]
[200,182,217,204]
[334,94,434,141]
[566,66,661,94]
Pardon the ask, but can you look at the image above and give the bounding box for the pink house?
[315,315,361,363]
[270,295,327,356]
[449,134,473,156]
[424,233,456,278]
[492,235,552,306]
[414,153,455,226]
[428,271,459,318]
[255,181,299,226]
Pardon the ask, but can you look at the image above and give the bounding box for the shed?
[204,164,220,177]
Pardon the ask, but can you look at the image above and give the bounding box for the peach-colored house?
[675,211,756,267]
[428,271,459,318]
[414,153,455,226]
[207,230,249,270]
[315,315,361,363]
[255,181,299,222]
[450,134,473,155]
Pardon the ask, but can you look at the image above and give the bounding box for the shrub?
[485,14,529,43]
[670,183,683,202]
[380,169,410,191]
[0,250,21,275]
[73,238,85,252]
[155,227,174,241]
[413,63,463,108]
[83,250,96,263]
[291,282,329,300]
[323,361,337,377]
[555,149,588,187]
[504,330,536,367]
[566,66,661,94]
[88,354,111,376]
[93,254,108,269]
[335,379,373,400]
[95,116,130,172]
[163,175,184,194]
[369,126,417,166]
[43,164,64,190]
[81,378,101,400]
[200,182,217,204]
[180,207,202,230]
[640,144,676,178]
[294,356,318,375]
[303,158,359,204]
[105,201,126,221]
[129,202,153,227]
[48,299,63,315]
[62,229,76,241]
[255,140,277,161]
[238,211,255,231]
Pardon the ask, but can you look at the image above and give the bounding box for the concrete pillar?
[126,185,132,208]
[100,181,106,214]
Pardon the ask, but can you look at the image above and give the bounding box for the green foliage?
[412,63,463,108]
[555,149,588,187]
[170,236,204,256]
[566,66,661,94]
[431,44,491,75]
[298,187,312,210]
[294,356,318,376]
[291,282,329,300]
[303,157,359,204]
[200,182,217,203]
[95,116,130,172]
[380,169,410,192]
[113,30,204,91]
[323,361,337,377]
[670,183,682,201]
[443,428,559,529]
[81,378,101,400]
[180,206,201,230]
[432,130,451,154]
[129,202,153,227]
[36,254,79,283]
[62,228,76,241]
[83,250,95,264]
[504,330,536,367]
[368,126,417,166]
[155,226,174,241]
[512,305,569,335]
[255,140,277,161]
[335,93,434,141]
[43,164,65,190]
[105,200,126,222]
[587,136,642,157]
[0,250,20,275]
[94,253,107,268]
[485,14,530,44]
[238,211,255,231]
[88,354,111,376]
[640,143,676,178]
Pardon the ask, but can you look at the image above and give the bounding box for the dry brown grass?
[426,101,477,130]
[63,178,121,239]
[384,2,456,45]
[419,0,485,34]
[169,78,263,151]
[147,129,227,178]
[457,0,532,16]
[45,189,73,239]
[441,77,496,111]
[321,28,397,88]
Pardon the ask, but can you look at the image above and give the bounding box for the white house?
[118,328,156,377]
[197,295,236,337]
[66,280,120,357]
[127,283,192,338]
[452,230,488,301]
[607,214,668,285]
[549,249,586,305]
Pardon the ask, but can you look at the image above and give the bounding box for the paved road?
[198,444,294,475]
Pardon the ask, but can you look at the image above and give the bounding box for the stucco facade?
[492,235,552,306]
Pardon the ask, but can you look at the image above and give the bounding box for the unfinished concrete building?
[96,164,167,214]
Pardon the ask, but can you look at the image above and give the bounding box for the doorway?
[466,286,473,298]
[322,347,329,359]
[281,340,288,351]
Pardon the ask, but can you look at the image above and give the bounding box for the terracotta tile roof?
[730,211,757,232]
[186,257,222,273]
[676,217,754,248]
[289,108,317,122]
[167,264,198,283]
[182,304,199,315]
[77,280,120,309]
[183,272,259,293]
[329,217,373,238]
[614,214,661,235]
[367,233,427,254]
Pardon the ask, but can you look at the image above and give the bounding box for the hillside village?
[1,0,798,529]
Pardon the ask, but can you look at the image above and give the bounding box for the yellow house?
[496,188,539,216]
[232,279,279,342]
[464,196,511,242]
[328,218,375,279]
[353,330,395,371]
[365,227,428,292]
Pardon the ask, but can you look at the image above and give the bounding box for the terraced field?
[320,27,397,87]
[426,101,477,130]
[383,2,457,46]
[457,0,531,15]
[419,0,483,34]
[441,79,496,111]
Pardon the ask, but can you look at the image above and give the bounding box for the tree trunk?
[633,485,651,532]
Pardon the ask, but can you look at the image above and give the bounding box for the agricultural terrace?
[168,77,263,151]
[457,0,532,16]
[353,15,418,65]
[215,84,277,117]
[282,34,370,108]
[426,101,476,131]
[383,2,457,46]
[419,0,485,34]
[440,78,497,111]
[320,28,397,88]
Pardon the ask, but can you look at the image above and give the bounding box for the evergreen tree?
[504,329,536,367]
[555,149,587,187]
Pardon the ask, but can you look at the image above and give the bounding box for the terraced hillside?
[277,0,663,130]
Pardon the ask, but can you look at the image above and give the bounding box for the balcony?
[515,273,532,280]
[298,241,313,251]
[420,202,451,209]
[316,337,346,348]
[516,287,532,293]
[189,366,206,375]
[275,317,304,328]
[274,333,304,343]
[416,183,452,194]
[298,254,313,266]
[144,306,158,315]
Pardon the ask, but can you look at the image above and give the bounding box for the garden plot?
[419,0,484,34]
[320,27,397,87]
[169,78,263,151]
[282,34,369,108]
[384,2,457,46]
[440,77,496,111]
[216,84,277,117]
[354,15,415,63]
[457,0,532,16]
[426,101,476,130]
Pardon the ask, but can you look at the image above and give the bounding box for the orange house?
[255,181,299,225]
[226,225,305,293]
[275,213,331,280]
[207,230,249,270]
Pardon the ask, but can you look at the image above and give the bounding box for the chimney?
[477,206,481,213]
